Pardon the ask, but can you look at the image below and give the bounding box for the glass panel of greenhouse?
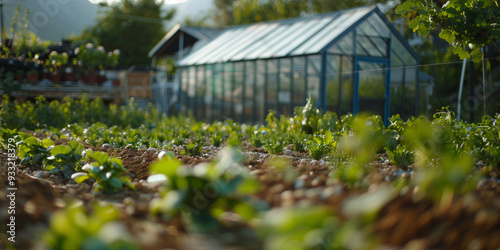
[177,5,422,124]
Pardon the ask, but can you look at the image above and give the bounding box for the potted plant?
[63,66,76,83]
[14,70,25,82]
[45,51,68,83]
[26,68,39,83]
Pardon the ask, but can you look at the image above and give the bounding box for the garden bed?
[1,96,499,249]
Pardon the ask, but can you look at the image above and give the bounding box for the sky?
[1,0,213,42]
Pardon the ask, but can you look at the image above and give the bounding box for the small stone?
[102,143,113,149]
[33,171,44,179]
[311,177,321,187]
[476,179,490,189]
[123,197,136,206]
[80,183,92,192]
[310,160,318,165]
[305,187,322,199]
[43,171,52,178]
[284,149,293,156]
[134,156,140,160]
[383,159,391,166]
[139,193,153,200]
[294,179,306,189]
[293,189,305,199]
[299,159,308,165]
[67,179,77,185]
[250,169,265,176]
[402,172,411,179]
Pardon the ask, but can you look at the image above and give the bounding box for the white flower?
[85,43,94,49]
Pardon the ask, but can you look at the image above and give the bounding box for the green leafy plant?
[263,138,285,155]
[292,137,307,152]
[42,203,139,250]
[211,132,224,147]
[250,132,265,148]
[17,135,54,166]
[44,140,84,178]
[149,147,262,233]
[308,131,336,160]
[258,205,378,250]
[385,145,415,171]
[181,142,204,156]
[73,151,135,193]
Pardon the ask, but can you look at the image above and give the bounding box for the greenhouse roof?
[177,5,410,66]
[148,24,221,58]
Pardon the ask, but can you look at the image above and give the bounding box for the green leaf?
[409,16,421,30]
[24,137,40,146]
[44,165,56,171]
[34,153,42,164]
[439,29,456,44]
[18,132,31,141]
[72,173,90,183]
[89,151,109,165]
[109,177,123,189]
[51,145,72,156]
[149,157,182,178]
[42,139,55,148]
[91,166,102,174]
[68,140,84,154]
[236,178,260,194]
[453,46,471,60]
[395,1,422,14]
[110,158,123,168]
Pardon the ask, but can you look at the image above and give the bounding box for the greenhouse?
[175,5,426,124]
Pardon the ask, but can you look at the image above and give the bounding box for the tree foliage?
[396,0,500,63]
[212,0,390,27]
[82,0,175,67]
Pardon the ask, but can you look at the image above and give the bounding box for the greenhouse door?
[353,59,390,122]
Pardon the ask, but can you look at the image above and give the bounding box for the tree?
[396,0,500,117]
[308,0,390,14]
[396,0,500,63]
[212,0,392,27]
[81,0,175,67]
[213,0,308,27]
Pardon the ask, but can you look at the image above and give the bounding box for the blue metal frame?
[353,29,359,115]
[320,52,328,111]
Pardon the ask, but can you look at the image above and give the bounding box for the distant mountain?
[2,0,98,42]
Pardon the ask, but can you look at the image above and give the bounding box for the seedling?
[73,151,135,193]
[44,140,84,178]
